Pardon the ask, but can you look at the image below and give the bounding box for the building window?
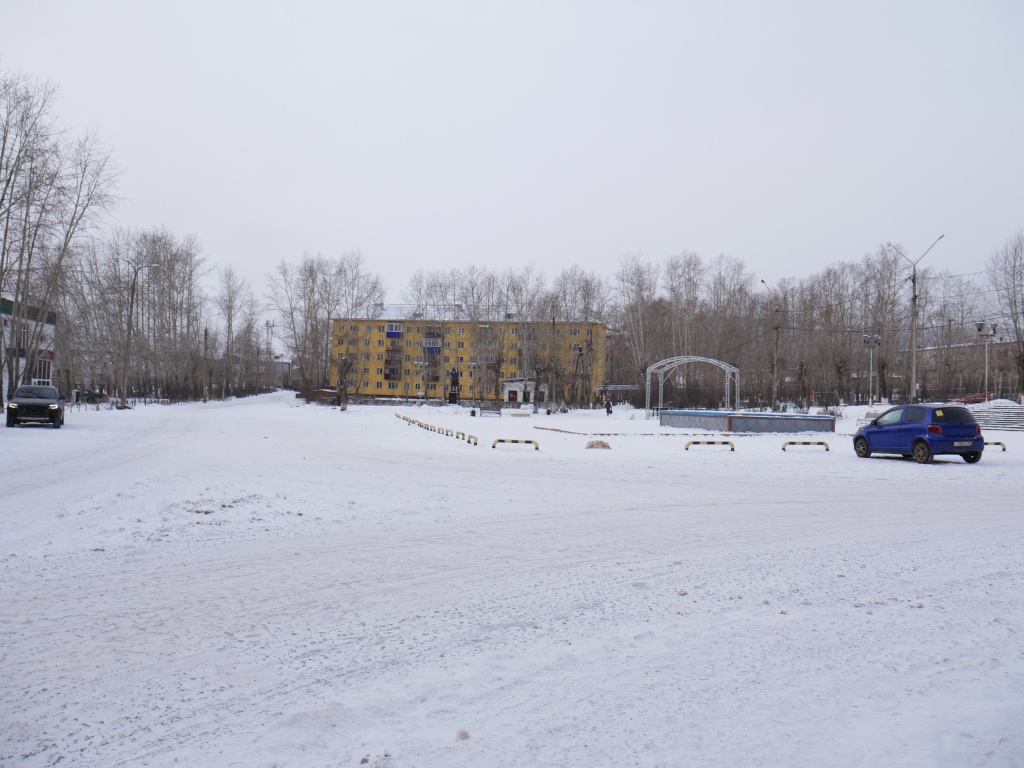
[378,339,384,346]
[511,327,517,335]
[377,353,384,361]
[459,327,465,334]
[388,381,399,390]
[363,367,369,375]
[386,322,402,334]
[457,341,464,349]
[376,381,382,389]
[349,324,359,332]
[376,367,383,375]
[378,325,385,333]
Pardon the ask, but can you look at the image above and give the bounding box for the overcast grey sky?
[4,1,1022,300]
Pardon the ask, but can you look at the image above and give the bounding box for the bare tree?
[988,230,1024,394]
[613,254,660,385]
[1,72,117,396]
[333,252,385,408]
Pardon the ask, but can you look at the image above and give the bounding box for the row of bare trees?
[266,252,386,403]
[5,70,1023,408]
[1,72,116,398]
[612,238,1024,408]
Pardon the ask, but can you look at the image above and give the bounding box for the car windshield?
[932,407,976,424]
[14,386,58,399]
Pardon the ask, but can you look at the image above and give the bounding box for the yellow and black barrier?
[985,441,1007,452]
[782,441,830,452]
[395,413,476,446]
[492,439,539,450]
[684,440,735,451]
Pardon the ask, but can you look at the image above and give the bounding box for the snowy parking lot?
[2,393,1023,767]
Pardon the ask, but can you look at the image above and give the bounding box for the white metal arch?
[645,356,740,413]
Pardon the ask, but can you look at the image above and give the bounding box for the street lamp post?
[119,260,156,410]
[894,235,944,402]
[760,280,781,409]
[265,320,274,391]
[975,321,997,399]
[862,334,881,404]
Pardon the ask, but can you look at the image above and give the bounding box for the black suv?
[6,385,66,428]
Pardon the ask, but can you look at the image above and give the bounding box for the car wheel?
[86,397,96,404]
[912,440,933,464]
[854,436,871,458]
[962,451,981,463]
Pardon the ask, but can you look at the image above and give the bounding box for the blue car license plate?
[953,441,972,447]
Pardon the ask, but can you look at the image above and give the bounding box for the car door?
[898,406,927,452]
[869,407,903,452]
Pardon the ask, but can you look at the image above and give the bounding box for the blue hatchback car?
[853,404,984,464]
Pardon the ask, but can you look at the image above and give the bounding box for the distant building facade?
[330,307,607,405]
[2,296,57,399]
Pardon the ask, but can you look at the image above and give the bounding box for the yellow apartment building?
[331,308,607,405]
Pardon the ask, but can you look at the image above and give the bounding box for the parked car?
[79,389,109,404]
[6,385,66,429]
[853,404,983,463]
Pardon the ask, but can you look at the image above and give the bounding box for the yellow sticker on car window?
[935,410,943,416]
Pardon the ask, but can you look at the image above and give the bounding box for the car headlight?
[6,403,15,409]
[48,404,59,410]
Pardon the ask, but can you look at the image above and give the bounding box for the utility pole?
[895,235,944,403]
[910,266,918,401]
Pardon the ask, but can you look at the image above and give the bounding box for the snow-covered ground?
[2,393,1022,768]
